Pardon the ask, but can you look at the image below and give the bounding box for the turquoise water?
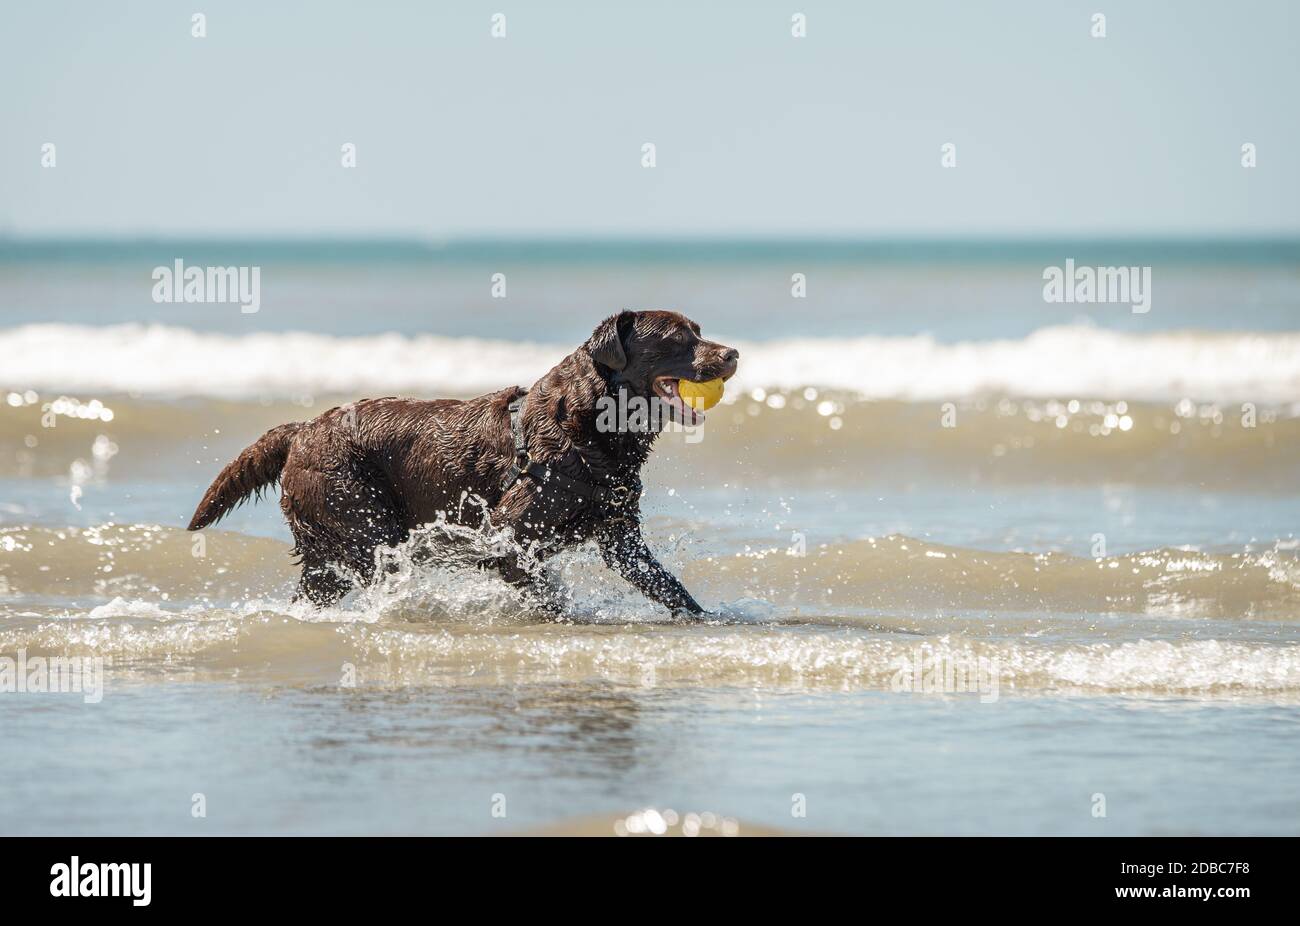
[3,238,1299,341]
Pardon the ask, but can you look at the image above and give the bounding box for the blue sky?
[2,0,1297,237]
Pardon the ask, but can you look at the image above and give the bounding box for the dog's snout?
[715,346,739,380]
[690,334,738,379]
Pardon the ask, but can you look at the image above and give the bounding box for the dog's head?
[586,310,739,425]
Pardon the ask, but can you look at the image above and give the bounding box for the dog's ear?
[587,311,635,372]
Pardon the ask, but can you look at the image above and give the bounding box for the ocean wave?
[5,524,1300,696]
[686,536,1300,620]
[4,606,1299,696]
[4,390,1296,488]
[2,322,1299,402]
[4,525,1299,620]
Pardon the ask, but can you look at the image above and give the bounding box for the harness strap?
[503,395,634,508]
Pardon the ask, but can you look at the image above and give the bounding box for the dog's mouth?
[653,376,705,426]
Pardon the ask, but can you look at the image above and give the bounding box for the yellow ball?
[678,377,725,411]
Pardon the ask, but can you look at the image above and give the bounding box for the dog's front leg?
[488,551,568,615]
[596,521,704,618]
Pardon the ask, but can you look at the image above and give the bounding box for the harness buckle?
[607,484,633,507]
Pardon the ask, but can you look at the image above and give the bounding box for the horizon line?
[3,234,1298,265]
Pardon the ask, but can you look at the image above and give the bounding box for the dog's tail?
[186,422,302,531]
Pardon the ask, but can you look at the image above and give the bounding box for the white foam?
[2,322,1298,402]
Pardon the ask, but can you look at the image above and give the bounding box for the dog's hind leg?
[293,541,355,606]
[291,516,407,606]
[283,466,408,607]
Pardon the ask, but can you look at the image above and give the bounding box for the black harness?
[503,395,634,509]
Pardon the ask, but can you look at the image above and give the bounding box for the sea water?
[2,239,1298,834]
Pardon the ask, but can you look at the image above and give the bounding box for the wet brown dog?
[187,310,738,616]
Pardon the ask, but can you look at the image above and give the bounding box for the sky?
[2,0,1298,238]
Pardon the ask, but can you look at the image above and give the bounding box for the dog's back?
[188,388,520,603]
[286,392,520,529]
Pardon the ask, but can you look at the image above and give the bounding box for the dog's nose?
[721,348,739,362]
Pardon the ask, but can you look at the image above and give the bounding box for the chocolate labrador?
[187,310,739,616]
